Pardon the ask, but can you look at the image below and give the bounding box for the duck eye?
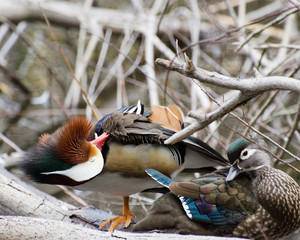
[241,150,248,158]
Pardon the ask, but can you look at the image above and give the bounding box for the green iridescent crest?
[227,138,250,164]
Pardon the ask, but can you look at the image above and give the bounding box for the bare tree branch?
[155,58,300,94]
[156,56,300,171]
[157,56,300,145]
[164,92,252,144]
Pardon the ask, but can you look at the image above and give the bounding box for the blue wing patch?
[146,169,247,227]
[145,169,175,187]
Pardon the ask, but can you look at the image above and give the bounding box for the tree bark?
[0,216,248,240]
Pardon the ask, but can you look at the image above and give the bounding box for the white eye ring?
[240,148,256,160]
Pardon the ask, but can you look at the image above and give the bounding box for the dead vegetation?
[0,0,299,239]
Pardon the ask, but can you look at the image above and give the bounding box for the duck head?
[21,117,110,186]
[226,138,273,182]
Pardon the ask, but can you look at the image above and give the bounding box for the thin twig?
[277,97,300,161]
[237,7,299,52]
[156,0,170,34]
[57,186,88,207]
[39,7,99,121]
[0,133,23,153]
[243,91,278,135]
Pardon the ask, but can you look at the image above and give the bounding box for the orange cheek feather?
[88,143,99,158]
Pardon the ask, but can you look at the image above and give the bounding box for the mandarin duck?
[20,101,228,231]
[134,138,300,240]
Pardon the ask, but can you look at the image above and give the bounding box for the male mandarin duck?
[20,101,228,231]
[134,138,300,240]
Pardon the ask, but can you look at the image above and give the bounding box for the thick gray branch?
[0,167,74,220]
[155,58,300,94]
[0,216,107,240]
[0,166,112,227]
[156,57,300,144]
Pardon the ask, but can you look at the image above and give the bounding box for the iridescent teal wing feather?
[146,169,253,227]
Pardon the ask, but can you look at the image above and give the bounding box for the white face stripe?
[243,165,265,172]
[240,148,257,160]
[41,146,104,182]
[240,148,265,171]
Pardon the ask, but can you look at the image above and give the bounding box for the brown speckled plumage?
[233,166,300,240]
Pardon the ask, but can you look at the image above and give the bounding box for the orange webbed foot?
[100,211,136,231]
[99,196,135,232]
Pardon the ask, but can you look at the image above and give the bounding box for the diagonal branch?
[165,92,253,144]
[157,55,300,145]
[156,56,300,170]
